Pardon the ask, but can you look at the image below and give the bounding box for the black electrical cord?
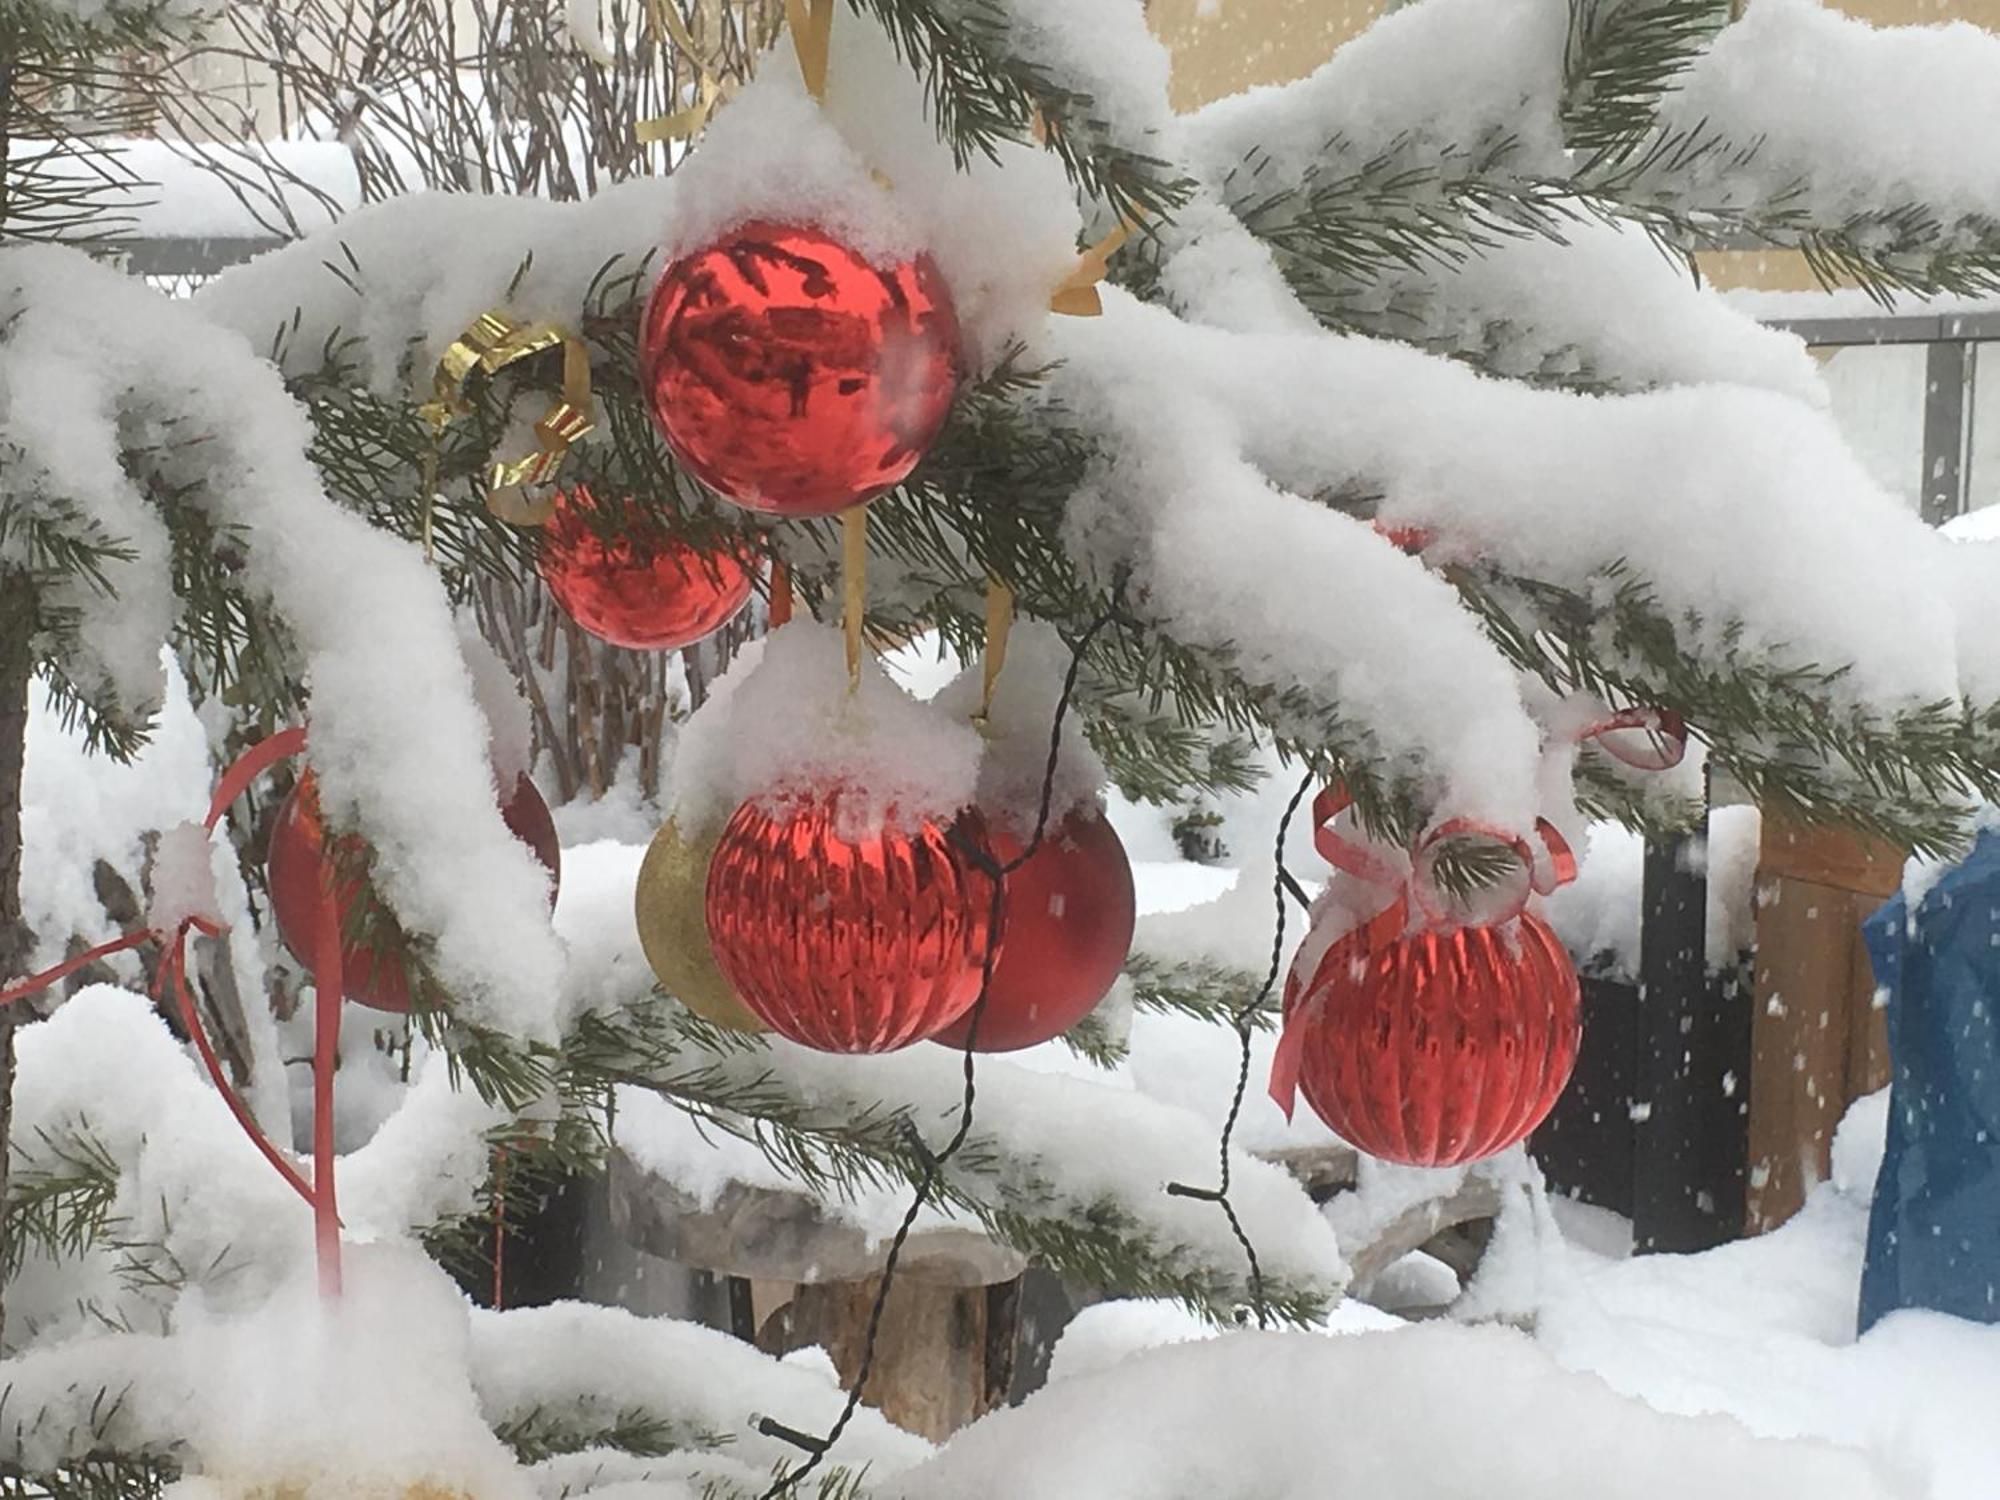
[756,607,1115,1498]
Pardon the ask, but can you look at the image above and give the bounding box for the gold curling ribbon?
[785,0,834,103]
[637,73,722,143]
[1050,219,1133,318]
[418,310,596,526]
[842,506,868,694]
[975,577,1015,726]
[638,0,725,142]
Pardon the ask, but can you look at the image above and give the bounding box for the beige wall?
[1149,0,1386,110]
[1831,0,2000,24]
[1154,0,1999,292]
[1153,0,2000,112]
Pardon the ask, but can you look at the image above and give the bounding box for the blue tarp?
[1860,827,2000,1333]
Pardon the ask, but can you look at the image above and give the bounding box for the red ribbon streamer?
[769,559,794,629]
[312,861,344,1299]
[1,724,345,1296]
[1574,705,1688,774]
[0,932,153,1009]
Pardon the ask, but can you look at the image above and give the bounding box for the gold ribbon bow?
[418,309,595,527]
[1050,219,1133,318]
[975,577,1015,726]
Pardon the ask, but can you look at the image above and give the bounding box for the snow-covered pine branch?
[0,248,567,1046]
[186,14,1993,852]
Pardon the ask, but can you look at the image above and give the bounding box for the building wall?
[1152,0,2000,111]
[1148,0,1389,111]
[1154,0,1997,299]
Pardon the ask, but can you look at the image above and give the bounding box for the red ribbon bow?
[1,726,345,1297]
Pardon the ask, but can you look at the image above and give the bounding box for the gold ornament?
[634,818,766,1032]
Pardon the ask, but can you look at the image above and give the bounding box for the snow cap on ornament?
[670,621,984,838]
[656,12,1082,370]
[932,618,1109,839]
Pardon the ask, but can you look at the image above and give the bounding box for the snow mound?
[900,1323,1898,1499]
[171,1247,531,1500]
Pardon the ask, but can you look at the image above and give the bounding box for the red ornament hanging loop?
[1306,785,1572,935]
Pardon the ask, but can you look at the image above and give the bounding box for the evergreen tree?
[3,1,2000,1497]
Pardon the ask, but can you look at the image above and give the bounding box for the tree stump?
[608,1147,1026,1442]
[750,1274,1020,1442]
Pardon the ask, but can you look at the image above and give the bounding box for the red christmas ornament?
[704,791,996,1052]
[267,770,561,1013]
[1279,910,1580,1167]
[640,221,961,517]
[932,808,1135,1053]
[537,487,752,651]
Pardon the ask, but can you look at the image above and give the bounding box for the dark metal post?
[1633,827,1718,1253]
[1922,340,1974,526]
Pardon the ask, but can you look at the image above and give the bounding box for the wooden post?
[607,1148,1028,1441]
[0,608,34,1349]
[1745,815,1902,1234]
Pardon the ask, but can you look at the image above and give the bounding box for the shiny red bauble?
[1283,911,1580,1167]
[932,809,1135,1053]
[639,221,962,517]
[704,792,996,1053]
[537,488,752,651]
[267,770,561,1013]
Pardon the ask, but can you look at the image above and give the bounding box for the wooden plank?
[1746,810,1904,1234]
[1757,818,1904,898]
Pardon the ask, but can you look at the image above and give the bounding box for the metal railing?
[1764,310,1996,527]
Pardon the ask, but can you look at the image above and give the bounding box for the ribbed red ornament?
[537,488,752,651]
[931,809,1135,1053]
[267,770,561,1013]
[639,221,961,517]
[704,792,996,1052]
[1283,911,1580,1167]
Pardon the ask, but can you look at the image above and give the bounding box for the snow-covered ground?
[1039,1086,2000,1499]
